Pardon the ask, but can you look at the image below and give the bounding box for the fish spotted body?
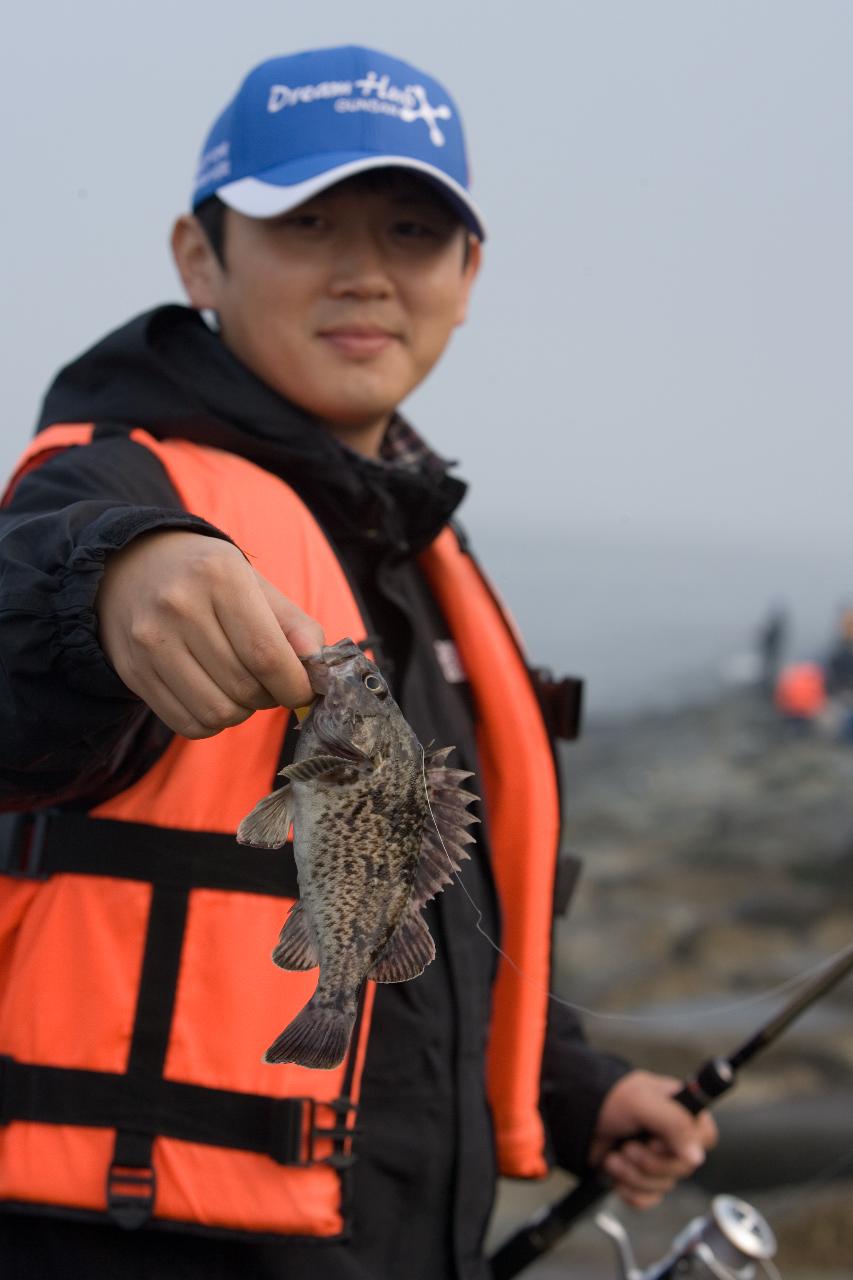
[237,638,479,1069]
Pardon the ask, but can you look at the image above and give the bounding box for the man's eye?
[281,213,326,230]
[392,220,439,239]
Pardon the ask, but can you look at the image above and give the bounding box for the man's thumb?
[254,573,325,657]
[649,1093,707,1164]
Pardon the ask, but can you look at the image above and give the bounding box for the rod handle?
[670,1056,735,1116]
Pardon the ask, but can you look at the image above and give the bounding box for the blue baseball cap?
[192,45,486,239]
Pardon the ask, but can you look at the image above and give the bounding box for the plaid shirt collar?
[378,413,451,475]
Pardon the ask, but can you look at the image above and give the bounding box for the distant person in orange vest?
[774,661,826,727]
[0,46,715,1279]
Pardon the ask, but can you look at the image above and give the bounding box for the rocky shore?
[490,689,853,1277]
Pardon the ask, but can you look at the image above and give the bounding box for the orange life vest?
[774,661,826,719]
[0,423,561,1238]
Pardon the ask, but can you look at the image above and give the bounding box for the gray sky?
[3,1,852,708]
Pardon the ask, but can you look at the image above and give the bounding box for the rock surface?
[490,691,853,1277]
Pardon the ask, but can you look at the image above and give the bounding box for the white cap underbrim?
[216,155,487,240]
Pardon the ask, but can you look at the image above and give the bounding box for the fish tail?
[264,998,354,1070]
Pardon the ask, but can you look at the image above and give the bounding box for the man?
[0,45,715,1279]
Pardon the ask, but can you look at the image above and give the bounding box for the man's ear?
[171,214,223,309]
[454,236,482,327]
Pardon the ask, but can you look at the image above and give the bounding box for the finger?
[696,1111,720,1151]
[216,578,319,707]
[615,1186,667,1212]
[603,1153,676,1202]
[137,644,257,736]
[639,1100,713,1166]
[182,623,280,712]
[642,1086,717,1163]
[125,667,230,740]
[254,573,325,657]
[614,1139,703,1181]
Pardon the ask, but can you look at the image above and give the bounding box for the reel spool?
[696,1196,778,1276]
[596,1194,778,1280]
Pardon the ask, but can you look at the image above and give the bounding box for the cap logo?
[195,140,231,188]
[267,70,453,147]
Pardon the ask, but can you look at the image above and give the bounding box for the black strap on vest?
[0,1057,349,1163]
[109,872,188,1227]
[1,809,361,1230]
[2,810,299,896]
[0,1055,358,1225]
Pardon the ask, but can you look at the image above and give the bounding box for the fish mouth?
[301,640,362,696]
[301,654,331,696]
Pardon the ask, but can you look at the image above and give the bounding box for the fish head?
[301,638,414,761]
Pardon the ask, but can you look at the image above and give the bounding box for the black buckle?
[313,1095,361,1169]
[106,1157,156,1229]
[0,1054,10,1124]
[553,852,583,918]
[529,669,584,742]
[273,1096,360,1170]
[268,1095,309,1165]
[0,811,51,879]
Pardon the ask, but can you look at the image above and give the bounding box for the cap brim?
[215,153,486,240]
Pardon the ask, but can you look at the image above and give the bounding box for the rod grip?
[671,1056,735,1115]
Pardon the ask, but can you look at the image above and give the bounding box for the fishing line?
[420,748,853,1028]
[756,1140,853,1222]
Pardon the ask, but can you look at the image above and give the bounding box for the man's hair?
[194,172,471,271]
[194,195,228,267]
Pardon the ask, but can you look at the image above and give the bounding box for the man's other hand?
[96,530,324,737]
[589,1070,718,1209]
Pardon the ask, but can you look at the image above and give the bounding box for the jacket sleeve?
[540,995,631,1176]
[0,436,231,811]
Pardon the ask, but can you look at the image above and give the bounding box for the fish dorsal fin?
[411,751,480,908]
[369,910,436,982]
[428,801,480,828]
[236,784,293,849]
[272,901,320,970]
[280,754,359,783]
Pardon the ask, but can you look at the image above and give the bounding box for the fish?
[236,637,479,1070]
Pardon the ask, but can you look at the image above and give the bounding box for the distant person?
[774,660,826,731]
[757,603,788,695]
[0,45,715,1279]
[824,607,853,740]
[825,607,853,696]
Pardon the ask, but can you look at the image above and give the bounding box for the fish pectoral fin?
[369,911,436,983]
[272,901,320,970]
[236,784,293,849]
[280,755,364,784]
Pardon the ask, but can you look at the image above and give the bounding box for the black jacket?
[0,306,627,1280]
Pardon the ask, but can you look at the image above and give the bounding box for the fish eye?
[363,673,386,696]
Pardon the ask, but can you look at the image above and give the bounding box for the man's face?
[177,175,480,448]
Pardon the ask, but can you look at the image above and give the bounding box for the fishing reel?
[595,1194,779,1280]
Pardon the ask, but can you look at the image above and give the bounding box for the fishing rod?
[490,942,853,1280]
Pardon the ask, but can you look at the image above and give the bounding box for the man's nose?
[327,230,393,298]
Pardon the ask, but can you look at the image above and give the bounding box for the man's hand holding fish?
[96,528,323,735]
